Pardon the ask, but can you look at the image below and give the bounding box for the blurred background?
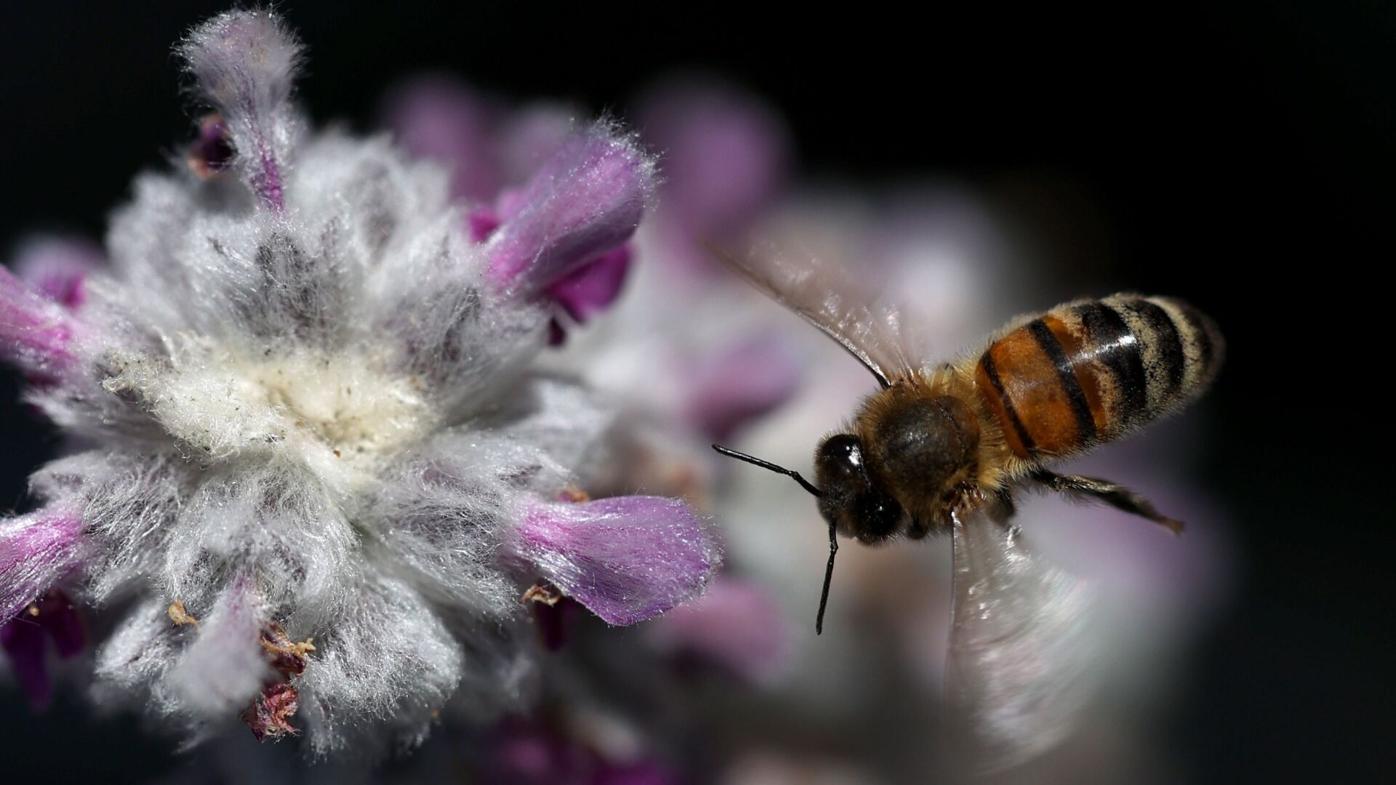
[0,2,1390,783]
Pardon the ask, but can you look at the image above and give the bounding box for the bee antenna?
[712,444,838,635]
[711,444,824,498]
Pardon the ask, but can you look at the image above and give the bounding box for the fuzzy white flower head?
[0,10,718,755]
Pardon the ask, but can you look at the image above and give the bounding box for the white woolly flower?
[0,10,719,755]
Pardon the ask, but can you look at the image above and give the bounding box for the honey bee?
[712,246,1223,764]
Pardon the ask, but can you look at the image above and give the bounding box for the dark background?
[1,2,1391,782]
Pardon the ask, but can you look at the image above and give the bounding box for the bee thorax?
[860,389,980,531]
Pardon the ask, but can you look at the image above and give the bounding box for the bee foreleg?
[1029,469,1184,535]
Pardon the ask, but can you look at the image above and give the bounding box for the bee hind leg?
[1029,469,1184,535]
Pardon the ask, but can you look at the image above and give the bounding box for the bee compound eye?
[854,493,903,543]
[816,434,865,481]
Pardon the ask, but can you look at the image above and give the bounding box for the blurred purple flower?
[648,576,789,684]
[637,79,789,244]
[486,716,680,785]
[682,334,801,442]
[382,76,502,201]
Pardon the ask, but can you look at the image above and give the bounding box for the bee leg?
[1029,469,1184,535]
[907,517,932,540]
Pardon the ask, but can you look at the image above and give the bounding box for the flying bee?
[712,246,1223,764]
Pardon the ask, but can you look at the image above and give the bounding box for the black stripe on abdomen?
[1074,302,1148,426]
[1027,318,1098,444]
[1117,297,1185,407]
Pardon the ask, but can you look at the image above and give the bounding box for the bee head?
[709,440,892,634]
[814,433,903,544]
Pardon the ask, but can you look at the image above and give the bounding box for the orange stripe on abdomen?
[975,320,1087,458]
[1039,313,1112,435]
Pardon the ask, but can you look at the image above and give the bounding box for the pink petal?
[513,496,720,626]
[648,577,790,684]
[0,509,82,622]
[544,245,632,324]
[468,206,503,243]
[0,266,79,383]
[485,123,656,299]
[683,334,802,441]
[13,237,103,310]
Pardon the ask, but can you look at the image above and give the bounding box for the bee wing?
[947,504,1101,771]
[711,242,923,388]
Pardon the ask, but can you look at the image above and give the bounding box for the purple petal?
[0,612,51,709]
[179,10,302,210]
[544,245,632,324]
[0,266,79,382]
[468,206,503,243]
[382,76,501,201]
[683,334,801,441]
[638,80,788,239]
[13,237,103,310]
[648,577,789,684]
[0,509,82,621]
[513,496,720,626]
[485,123,656,299]
[469,188,530,243]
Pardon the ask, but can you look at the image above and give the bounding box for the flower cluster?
[3,12,1232,783]
[0,10,719,755]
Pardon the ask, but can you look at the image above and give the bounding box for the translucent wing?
[712,241,924,387]
[947,501,1101,771]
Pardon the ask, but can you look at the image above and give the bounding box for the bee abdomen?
[974,294,1223,459]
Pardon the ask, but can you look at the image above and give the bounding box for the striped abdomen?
[974,294,1223,460]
